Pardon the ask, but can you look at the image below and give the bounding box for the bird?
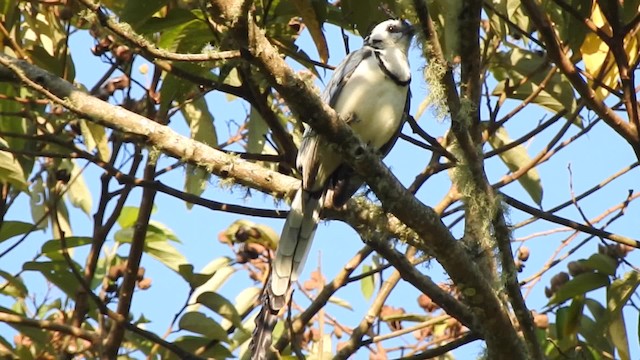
[250,18,414,358]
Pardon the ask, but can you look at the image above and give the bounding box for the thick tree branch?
[0,52,299,199]
[213,1,527,358]
[0,50,481,350]
[413,1,532,357]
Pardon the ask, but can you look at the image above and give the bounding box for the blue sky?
[1,17,639,360]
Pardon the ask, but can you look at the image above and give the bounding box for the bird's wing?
[297,48,373,193]
[322,47,373,106]
[326,87,411,207]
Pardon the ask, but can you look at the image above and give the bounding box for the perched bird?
[251,18,414,358]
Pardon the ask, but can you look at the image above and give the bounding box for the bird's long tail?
[250,188,322,359]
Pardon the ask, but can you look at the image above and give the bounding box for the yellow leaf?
[579,3,639,101]
[292,0,329,63]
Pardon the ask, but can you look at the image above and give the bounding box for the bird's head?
[365,19,414,52]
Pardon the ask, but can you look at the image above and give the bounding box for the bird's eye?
[387,25,397,32]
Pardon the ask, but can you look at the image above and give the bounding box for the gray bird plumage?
[250,19,414,359]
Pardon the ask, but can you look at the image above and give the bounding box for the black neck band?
[373,51,410,86]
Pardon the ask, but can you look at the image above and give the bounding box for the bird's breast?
[333,56,408,150]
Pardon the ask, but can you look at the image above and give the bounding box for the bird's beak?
[402,21,415,37]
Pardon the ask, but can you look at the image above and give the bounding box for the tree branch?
[0,52,299,199]
[333,248,410,359]
[76,0,240,63]
[503,193,640,248]
[520,0,640,159]
[207,1,529,358]
[103,157,158,357]
[0,311,98,343]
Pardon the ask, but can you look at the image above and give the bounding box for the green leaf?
[138,8,199,35]
[79,119,110,161]
[563,297,584,339]
[182,96,217,146]
[0,221,35,243]
[487,125,543,205]
[115,222,174,244]
[27,45,75,81]
[117,218,185,271]
[164,336,233,359]
[545,0,592,55]
[418,0,462,60]
[581,253,618,276]
[360,264,374,301]
[547,272,610,306]
[200,265,235,293]
[555,306,570,342]
[143,240,189,273]
[177,264,217,289]
[22,261,80,298]
[0,0,17,30]
[0,139,27,191]
[36,298,62,319]
[178,312,229,342]
[227,287,261,328]
[608,310,630,360]
[292,0,328,63]
[621,0,640,25]
[0,270,28,298]
[328,296,353,311]
[0,85,36,175]
[230,305,262,353]
[120,0,171,29]
[123,330,156,357]
[61,159,92,216]
[600,271,639,360]
[187,260,236,310]
[41,236,93,260]
[53,199,73,239]
[340,0,403,37]
[157,12,210,53]
[380,313,428,323]
[576,342,603,360]
[585,297,606,321]
[0,334,15,356]
[158,69,197,117]
[147,221,180,242]
[196,292,244,329]
[277,42,322,78]
[182,97,216,207]
[200,257,234,275]
[246,107,269,155]
[607,270,640,314]
[224,288,262,352]
[29,177,47,229]
[579,315,613,354]
[117,206,141,229]
[491,48,583,126]
[0,306,48,346]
